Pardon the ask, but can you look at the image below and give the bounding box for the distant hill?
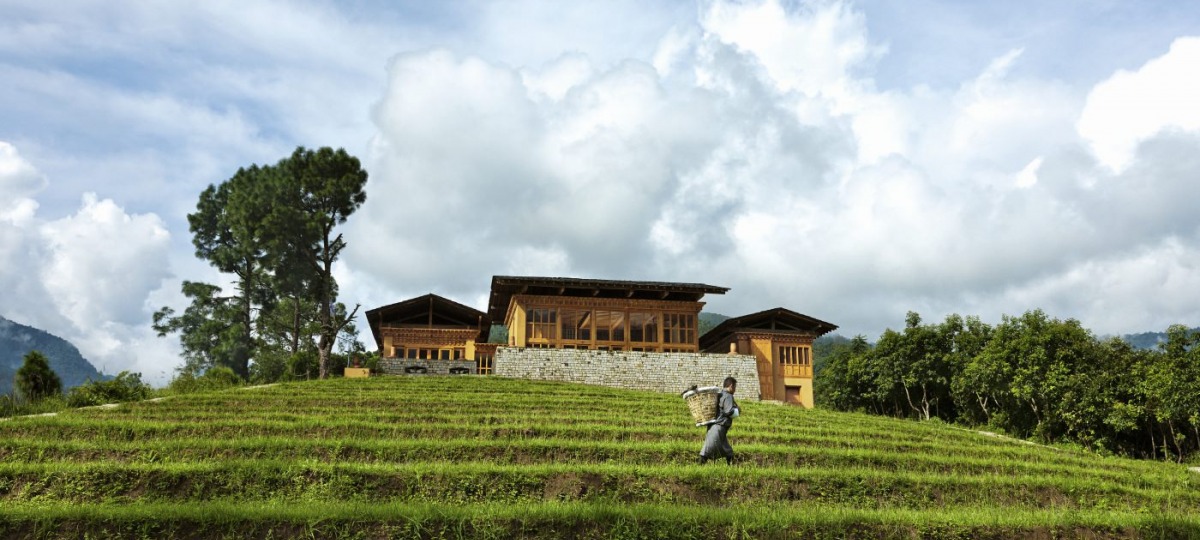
[697,311,731,337]
[0,315,107,395]
[1119,327,1200,350]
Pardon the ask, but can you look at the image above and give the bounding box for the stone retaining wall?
[494,347,761,400]
[378,358,475,375]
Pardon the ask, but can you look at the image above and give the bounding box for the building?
[366,276,837,407]
[487,275,729,352]
[699,308,837,407]
[364,293,498,375]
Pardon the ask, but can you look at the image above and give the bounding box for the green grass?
[1,376,1197,539]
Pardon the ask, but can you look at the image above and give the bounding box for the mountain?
[1119,327,1200,350]
[0,315,108,395]
[697,311,731,337]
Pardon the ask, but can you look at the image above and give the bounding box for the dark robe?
[700,389,737,459]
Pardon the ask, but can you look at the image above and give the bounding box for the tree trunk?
[1168,419,1184,463]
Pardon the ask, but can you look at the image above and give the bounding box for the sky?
[2,0,1200,384]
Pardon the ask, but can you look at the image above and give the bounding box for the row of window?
[526,308,697,346]
[392,347,466,360]
[779,345,813,377]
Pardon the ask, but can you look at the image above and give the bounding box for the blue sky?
[2,0,1199,382]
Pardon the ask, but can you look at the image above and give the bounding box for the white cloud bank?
[346,0,1200,337]
[0,142,174,383]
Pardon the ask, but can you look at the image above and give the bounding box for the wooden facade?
[699,308,837,408]
[365,294,493,374]
[487,276,729,352]
[365,277,837,409]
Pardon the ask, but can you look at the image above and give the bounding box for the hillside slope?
[0,315,106,394]
[1,376,1197,538]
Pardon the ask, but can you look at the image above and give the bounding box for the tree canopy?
[818,310,1200,462]
[15,350,62,401]
[155,146,368,382]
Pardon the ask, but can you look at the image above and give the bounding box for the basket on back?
[681,386,721,424]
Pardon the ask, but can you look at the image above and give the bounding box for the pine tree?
[15,350,62,401]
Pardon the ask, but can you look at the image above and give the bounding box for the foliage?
[65,371,152,407]
[819,309,1200,462]
[154,146,368,383]
[168,366,245,394]
[14,350,62,401]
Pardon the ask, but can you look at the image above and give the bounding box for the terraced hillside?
[1,376,1198,539]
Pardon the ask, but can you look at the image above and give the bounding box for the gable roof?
[699,307,838,350]
[365,293,490,349]
[486,275,729,322]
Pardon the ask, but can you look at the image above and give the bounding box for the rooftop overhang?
[365,293,491,349]
[486,275,729,323]
[699,307,838,350]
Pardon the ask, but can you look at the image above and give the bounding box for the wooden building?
[365,293,497,375]
[366,276,837,407]
[699,308,837,408]
[487,276,729,352]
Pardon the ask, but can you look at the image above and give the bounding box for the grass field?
[1,376,1198,539]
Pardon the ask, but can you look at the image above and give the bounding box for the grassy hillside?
[1,376,1197,539]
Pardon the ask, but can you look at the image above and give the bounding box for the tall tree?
[271,147,368,378]
[179,165,278,379]
[15,350,61,401]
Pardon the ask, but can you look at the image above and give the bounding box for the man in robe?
[699,377,739,465]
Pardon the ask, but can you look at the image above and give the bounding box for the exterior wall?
[702,330,817,408]
[379,358,476,375]
[504,294,705,351]
[381,326,480,360]
[494,347,762,400]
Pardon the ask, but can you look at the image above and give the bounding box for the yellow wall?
[750,338,775,401]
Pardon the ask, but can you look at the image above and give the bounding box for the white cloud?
[1078,37,1200,173]
[0,142,175,383]
[343,0,1200,340]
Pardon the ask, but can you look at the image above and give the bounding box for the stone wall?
[379,358,476,375]
[494,347,761,400]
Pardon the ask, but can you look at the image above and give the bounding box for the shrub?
[168,366,244,394]
[15,350,62,401]
[66,371,152,407]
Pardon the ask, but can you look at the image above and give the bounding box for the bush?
[168,366,244,394]
[66,371,152,408]
[15,350,62,401]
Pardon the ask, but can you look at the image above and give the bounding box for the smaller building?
[365,293,497,375]
[700,308,837,408]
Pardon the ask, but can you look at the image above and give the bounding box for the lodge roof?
[365,293,491,349]
[487,275,729,322]
[699,307,838,350]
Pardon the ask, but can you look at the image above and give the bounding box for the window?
[560,309,592,341]
[629,312,657,343]
[594,310,625,342]
[663,313,695,345]
[527,308,558,340]
[779,345,812,377]
[477,354,493,375]
[406,348,418,359]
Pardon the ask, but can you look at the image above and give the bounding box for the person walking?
[699,377,739,465]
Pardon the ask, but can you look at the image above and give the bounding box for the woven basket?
[681,386,721,424]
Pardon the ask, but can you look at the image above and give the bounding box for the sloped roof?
[365,294,490,349]
[699,307,838,350]
[486,275,729,322]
